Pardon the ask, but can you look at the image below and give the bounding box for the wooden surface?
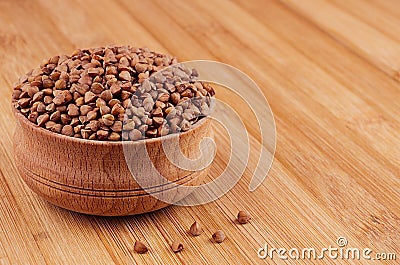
[0,0,399,264]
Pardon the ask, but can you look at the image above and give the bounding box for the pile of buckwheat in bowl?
[12,46,215,141]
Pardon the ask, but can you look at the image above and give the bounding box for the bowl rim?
[13,106,211,146]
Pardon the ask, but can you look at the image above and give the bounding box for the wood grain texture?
[0,0,399,264]
[13,109,213,216]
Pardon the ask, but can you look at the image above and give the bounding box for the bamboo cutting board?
[0,0,399,264]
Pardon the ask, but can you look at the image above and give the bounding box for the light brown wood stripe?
[280,0,400,80]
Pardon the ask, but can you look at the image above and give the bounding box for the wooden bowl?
[13,109,213,216]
